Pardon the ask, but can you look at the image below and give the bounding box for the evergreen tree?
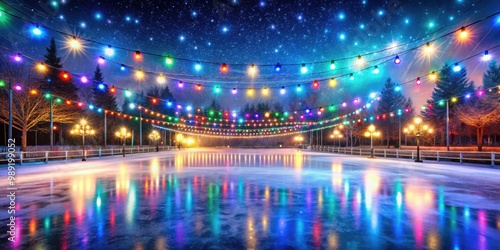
[376,78,413,147]
[92,65,117,110]
[483,60,500,90]
[422,64,475,144]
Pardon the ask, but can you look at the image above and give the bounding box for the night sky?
[1,0,500,112]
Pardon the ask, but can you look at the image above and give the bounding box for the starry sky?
[1,0,500,112]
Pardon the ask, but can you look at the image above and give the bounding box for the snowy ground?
[1,148,499,249]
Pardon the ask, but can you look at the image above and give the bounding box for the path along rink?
[1,148,499,249]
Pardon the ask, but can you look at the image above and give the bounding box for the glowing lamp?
[221,63,228,72]
[280,86,286,94]
[178,81,184,88]
[425,42,433,53]
[80,76,88,83]
[97,56,105,64]
[98,83,105,90]
[247,88,254,96]
[61,71,70,80]
[214,86,220,93]
[110,86,116,94]
[349,73,354,80]
[32,24,42,35]
[195,61,201,71]
[135,70,144,80]
[232,88,237,94]
[262,87,269,95]
[451,97,458,103]
[0,80,5,88]
[482,50,491,61]
[120,64,126,71]
[305,108,311,113]
[356,55,364,66]
[300,64,308,74]
[274,63,282,72]
[36,63,46,72]
[124,90,132,97]
[429,71,437,81]
[165,56,173,65]
[14,85,22,91]
[14,53,22,62]
[156,75,166,84]
[330,60,336,70]
[395,85,402,91]
[373,66,380,74]
[30,89,38,95]
[70,36,81,49]
[329,78,337,87]
[312,80,319,88]
[296,84,302,92]
[394,55,401,64]
[453,63,461,72]
[135,51,141,60]
[416,77,422,85]
[248,64,256,75]
[196,84,202,91]
[459,26,467,39]
[105,45,114,56]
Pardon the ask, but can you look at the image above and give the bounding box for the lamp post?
[115,127,131,157]
[364,124,380,159]
[330,129,343,147]
[403,117,433,163]
[149,130,161,152]
[70,119,95,161]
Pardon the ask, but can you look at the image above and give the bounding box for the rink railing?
[309,145,499,166]
[0,146,176,165]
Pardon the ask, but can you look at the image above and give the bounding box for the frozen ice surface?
[1,148,500,249]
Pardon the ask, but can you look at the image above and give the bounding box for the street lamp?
[330,130,343,147]
[404,117,433,163]
[70,119,95,161]
[115,127,131,157]
[149,130,161,152]
[364,124,381,158]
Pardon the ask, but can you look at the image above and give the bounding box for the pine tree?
[423,64,475,145]
[483,60,500,90]
[92,65,117,110]
[376,78,413,147]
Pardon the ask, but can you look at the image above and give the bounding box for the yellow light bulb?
[136,70,145,80]
[329,78,337,87]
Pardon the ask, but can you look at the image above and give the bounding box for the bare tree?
[455,98,500,151]
[0,74,77,151]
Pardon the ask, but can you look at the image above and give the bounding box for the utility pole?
[446,99,450,151]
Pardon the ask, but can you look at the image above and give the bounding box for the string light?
[330,60,336,70]
[373,66,380,74]
[232,88,238,94]
[124,89,132,97]
[0,80,6,88]
[453,63,461,72]
[262,87,269,96]
[221,63,228,72]
[36,62,46,72]
[214,86,221,93]
[80,76,88,83]
[135,69,144,80]
[356,55,364,66]
[135,51,141,60]
[429,71,437,81]
[425,42,433,53]
[32,23,42,36]
[459,26,468,39]
[296,84,302,92]
[30,89,38,95]
[247,88,254,96]
[248,64,257,76]
[482,50,491,61]
[98,83,105,90]
[274,63,282,72]
[97,56,105,64]
[416,77,422,85]
[329,78,337,87]
[120,64,126,71]
[69,36,81,50]
[104,45,114,57]
[196,84,202,91]
[165,56,173,65]
[312,80,320,88]
[14,53,22,62]
[156,74,166,84]
[394,55,401,64]
[178,81,184,88]
[300,64,308,74]
[194,61,201,71]
[349,73,354,80]
[61,71,70,80]
[280,86,286,94]
[110,85,116,94]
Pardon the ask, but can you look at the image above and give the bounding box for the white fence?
[0,146,176,165]
[309,145,499,166]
